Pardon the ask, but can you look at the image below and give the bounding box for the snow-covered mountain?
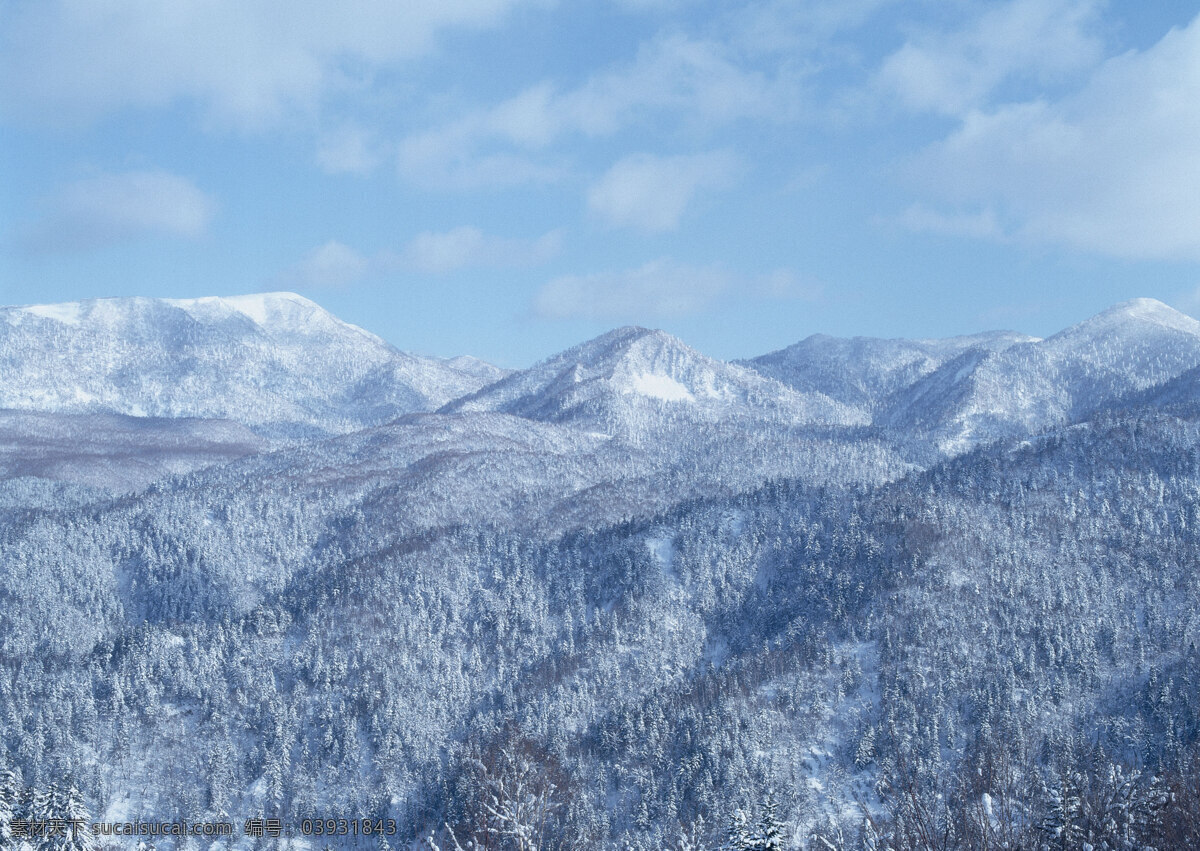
[743,330,1033,413]
[0,292,505,437]
[879,298,1200,452]
[3,293,1196,487]
[443,325,865,437]
[5,293,1200,848]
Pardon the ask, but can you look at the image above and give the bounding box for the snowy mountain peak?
[548,326,681,371]
[171,292,386,343]
[475,325,711,397]
[9,291,375,344]
[743,329,1032,413]
[1051,298,1200,342]
[876,298,1200,455]
[445,325,864,432]
[0,293,500,436]
[1101,296,1191,321]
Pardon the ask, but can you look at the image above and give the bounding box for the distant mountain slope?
[0,293,504,437]
[879,298,1200,452]
[742,330,1033,412]
[1119,362,1200,417]
[0,409,263,491]
[443,326,865,437]
[3,292,1198,491]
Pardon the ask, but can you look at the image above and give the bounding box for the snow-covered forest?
[2,293,1200,849]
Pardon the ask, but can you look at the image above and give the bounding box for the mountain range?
[3,293,1200,849]
[3,292,1199,495]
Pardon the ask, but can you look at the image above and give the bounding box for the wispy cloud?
[534,258,731,320]
[0,0,548,129]
[397,33,793,189]
[754,268,825,302]
[276,241,371,290]
[896,204,1004,240]
[587,151,739,232]
[316,125,386,175]
[876,0,1103,116]
[21,170,215,254]
[277,227,561,290]
[905,11,1200,260]
[532,257,821,320]
[404,227,562,274]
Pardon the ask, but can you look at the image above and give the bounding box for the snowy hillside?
[445,325,865,436]
[0,292,503,437]
[0,410,262,492]
[4,294,1200,849]
[743,330,1032,413]
[879,298,1200,452]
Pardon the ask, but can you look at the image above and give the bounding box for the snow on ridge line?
[6,292,390,347]
[1067,297,1200,337]
[21,302,84,325]
[8,292,318,326]
[178,292,319,326]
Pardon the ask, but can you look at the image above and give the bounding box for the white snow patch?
[646,535,674,566]
[23,302,84,325]
[646,535,677,579]
[101,793,134,824]
[628,372,694,402]
[703,635,729,668]
[222,294,276,326]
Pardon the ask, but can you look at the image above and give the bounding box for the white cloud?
[587,151,739,232]
[397,127,566,189]
[729,0,897,57]
[534,258,731,320]
[316,125,385,175]
[277,241,371,290]
[0,0,547,129]
[533,257,825,320]
[897,204,1003,240]
[565,33,789,130]
[754,269,825,302]
[21,170,215,253]
[404,227,562,273]
[906,12,1200,260]
[877,0,1103,116]
[275,228,560,289]
[397,33,790,188]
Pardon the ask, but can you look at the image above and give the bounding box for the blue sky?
[2,0,1200,367]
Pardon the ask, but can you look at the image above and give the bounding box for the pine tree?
[26,783,54,851]
[1039,772,1085,849]
[722,809,752,851]
[757,793,784,851]
[0,767,19,848]
[59,786,96,851]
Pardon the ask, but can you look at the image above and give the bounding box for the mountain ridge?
[443,324,865,434]
[3,292,1199,470]
[0,291,505,438]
